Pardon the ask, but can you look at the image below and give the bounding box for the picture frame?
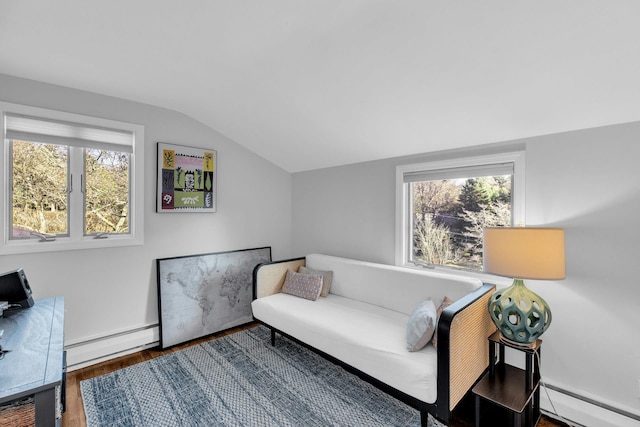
[157,142,217,212]
[156,246,272,349]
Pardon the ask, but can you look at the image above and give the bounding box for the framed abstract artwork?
[156,246,272,348]
[157,142,217,212]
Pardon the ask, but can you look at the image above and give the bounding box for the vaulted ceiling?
[2,1,639,172]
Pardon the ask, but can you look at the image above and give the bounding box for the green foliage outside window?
[411,176,512,271]
[84,148,129,234]
[11,140,130,239]
[11,141,68,237]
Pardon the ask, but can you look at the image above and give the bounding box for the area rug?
[81,325,445,427]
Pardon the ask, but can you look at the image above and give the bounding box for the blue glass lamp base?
[488,279,552,344]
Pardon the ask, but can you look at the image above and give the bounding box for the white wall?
[292,126,640,423]
[525,125,640,421]
[0,74,292,363]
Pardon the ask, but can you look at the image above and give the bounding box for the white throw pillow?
[406,299,437,352]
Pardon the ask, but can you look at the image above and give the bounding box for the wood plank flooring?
[62,323,568,427]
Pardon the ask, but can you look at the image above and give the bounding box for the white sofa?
[251,254,496,425]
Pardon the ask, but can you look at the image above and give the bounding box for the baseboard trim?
[540,382,640,427]
[65,324,159,371]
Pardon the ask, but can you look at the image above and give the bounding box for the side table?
[472,330,541,427]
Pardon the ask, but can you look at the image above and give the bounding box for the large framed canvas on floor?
[156,247,271,348]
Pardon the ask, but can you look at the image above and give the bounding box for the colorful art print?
[157,142,216,212]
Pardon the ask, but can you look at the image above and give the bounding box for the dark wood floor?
[62,323,568,427]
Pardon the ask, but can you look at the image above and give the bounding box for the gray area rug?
[81,325,446,426]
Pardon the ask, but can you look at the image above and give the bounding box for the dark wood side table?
[0,297,65,427]
[472,330,542,427]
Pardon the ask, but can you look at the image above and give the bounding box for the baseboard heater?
[541,382,640,426]
[64,324,159,370]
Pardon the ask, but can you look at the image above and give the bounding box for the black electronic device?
[0,268,34,308]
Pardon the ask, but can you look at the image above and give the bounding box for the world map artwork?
[157,247,271,348]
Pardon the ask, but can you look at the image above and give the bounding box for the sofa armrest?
[253,257,306,299]
[436,283,496,421]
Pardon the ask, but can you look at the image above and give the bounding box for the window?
[395,152,525,272]
[1,102,144,254]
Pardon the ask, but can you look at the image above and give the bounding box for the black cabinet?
[0,297,65,427]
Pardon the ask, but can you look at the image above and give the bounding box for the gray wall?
[0,74,292,345]
[292,125,640,413]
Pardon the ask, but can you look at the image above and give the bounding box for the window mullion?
[406,183,415,264]
[68,147,84,240]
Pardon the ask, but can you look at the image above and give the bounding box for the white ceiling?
[1,1,639,172]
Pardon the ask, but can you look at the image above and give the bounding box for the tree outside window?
[1,102,144,254]
[84,148,130,235]
[10,142,131,239]
[11,141,69,238]
[410,175,512,271]
[397,152,524,272]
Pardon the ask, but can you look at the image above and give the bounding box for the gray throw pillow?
[298,266,333,297]
[406,299,437,352]
[281,269,323,301]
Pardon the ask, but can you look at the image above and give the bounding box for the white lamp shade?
[483,227,566,280]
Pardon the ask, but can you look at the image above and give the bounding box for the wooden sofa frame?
[252,257,496,425]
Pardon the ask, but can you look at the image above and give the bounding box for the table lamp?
[483,227,565,346]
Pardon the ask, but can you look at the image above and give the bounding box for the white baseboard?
[65,324,160,371]
[540,382,640,427]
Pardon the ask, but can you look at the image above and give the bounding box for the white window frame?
[395,151,525,270]
[1,101,144,254]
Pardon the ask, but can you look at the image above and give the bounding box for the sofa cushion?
[281,269,323,301]
[252,293,438,404]
[298,266,333,297]
[406,299,437,352]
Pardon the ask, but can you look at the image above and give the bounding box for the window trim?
[395,151,525,269]
[1,101,144,254]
